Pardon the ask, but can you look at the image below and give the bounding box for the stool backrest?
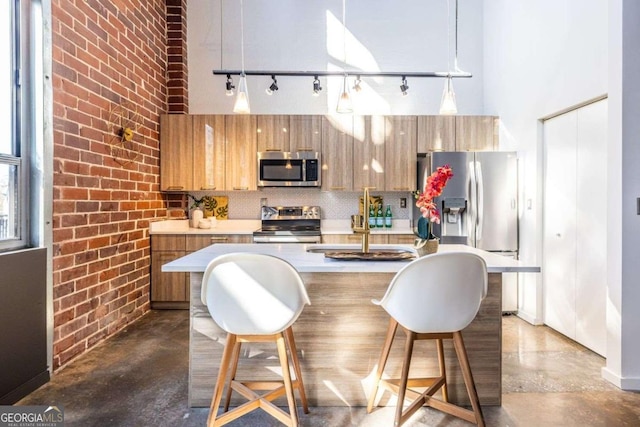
[376,252,487,333]
[201,253,310,335]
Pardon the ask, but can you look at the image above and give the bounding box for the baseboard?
[601,367,640,390]
[0,370,50,405]
[515,310,543,326]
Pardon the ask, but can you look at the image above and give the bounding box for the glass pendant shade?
[233,75,250,114]
[439,76,457,115]
[336,76,353,114]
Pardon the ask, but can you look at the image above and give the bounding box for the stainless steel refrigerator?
[416,152,519,311]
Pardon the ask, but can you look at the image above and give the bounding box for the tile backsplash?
[185,188,414,221]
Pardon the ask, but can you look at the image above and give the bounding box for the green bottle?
[376,204,384,228]
[368,203,376,228]
[385,204,392,228]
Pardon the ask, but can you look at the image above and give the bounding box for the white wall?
[482,0,607,324]
[188,0,485,115]
[602,0,640,390]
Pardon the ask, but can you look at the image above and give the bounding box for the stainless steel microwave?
[257,151,321,187]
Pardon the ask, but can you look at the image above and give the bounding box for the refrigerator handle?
[476,160,484,242]
[468,160,477,246]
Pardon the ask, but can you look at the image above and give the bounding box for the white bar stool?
[201,253,311,427]
[367,252,487,427]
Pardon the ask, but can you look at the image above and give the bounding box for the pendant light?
[233,0,250,114]
[439,0,458,115]
[337,74,353,113]
[336,0,353,114]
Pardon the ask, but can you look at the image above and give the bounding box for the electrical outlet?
[637,198,640,215]
[400,198,407,208]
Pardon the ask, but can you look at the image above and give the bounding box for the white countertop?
[149,219,414,235]
[161,243,540,274]
[150,219,260,235]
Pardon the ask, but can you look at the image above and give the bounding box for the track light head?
[312,76,322,96]
[266,75,278,95]
[353,76,362,93]
[400,77,409,96]
[225,74,235,96]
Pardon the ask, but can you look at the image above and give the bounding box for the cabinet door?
[417,116,455,152]
[160,114,193,191]
[353,116,386,191]
[192,115,225,191]
[289,115,322,153]
[321,234,387,244]
[151,235,186,251]
[455,116,498,151]
[225,115,257,190]
[321,115,353,191]
[387,234,416,245]
[186,234,252,252]
[384,116,417,191]
[257,115,290,152]
[151,251,187,302]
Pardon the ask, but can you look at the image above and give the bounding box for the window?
[0,1,25,250]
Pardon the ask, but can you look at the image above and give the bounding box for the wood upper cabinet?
[353,115,386,191]
[289,115,322,153]
[455,116,498,151]
[321,115,353,191]
[384,116,417,191]
[192,115,225,191]
[257,115,290,152]
[417,116,455,152]
[160,114,193,191]
[225,115,257,190]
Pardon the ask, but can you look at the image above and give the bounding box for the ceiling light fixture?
[400,76,409,96]
[336,74,353,113]
[353,75,362,93]
[233,0,250,114]
[440,0,459,115]
[266,75,278,95]
[312,76,322,96]
[225,74,235,96]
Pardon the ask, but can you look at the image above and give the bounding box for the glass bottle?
[368,203,376,228]
[385,204,392,228]
[376,203,384,228]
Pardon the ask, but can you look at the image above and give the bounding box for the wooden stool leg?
[395,330,416,427]
[367,318,399,413]
[436,338,448,402]
[276,333,299,426]
[223,341,242,412]
[285,326,309,414]
[208,334,237,427]
[453,331,485,427]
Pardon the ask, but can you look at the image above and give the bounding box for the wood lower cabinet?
[151,235,188,309]
[151,234,253,309]
[321,234,388,244]
[387,234,416,245]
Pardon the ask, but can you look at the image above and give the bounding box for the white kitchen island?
[162,243,539,408]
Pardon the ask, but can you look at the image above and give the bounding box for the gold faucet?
[353,187,373,253]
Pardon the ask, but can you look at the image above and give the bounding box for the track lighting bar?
[213,70,472,78]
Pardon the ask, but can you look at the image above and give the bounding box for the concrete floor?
[19,310,640,426]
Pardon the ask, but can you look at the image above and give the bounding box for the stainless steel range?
[252,206,321,243]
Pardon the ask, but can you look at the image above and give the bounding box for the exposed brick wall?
[51,0,169,369]
[166,0,188,113]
